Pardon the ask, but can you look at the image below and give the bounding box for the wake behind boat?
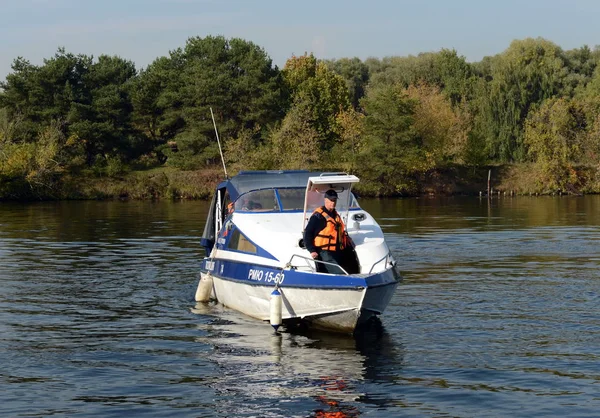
[195,170,400,333]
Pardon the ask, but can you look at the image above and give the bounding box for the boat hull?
[198,258,399,333]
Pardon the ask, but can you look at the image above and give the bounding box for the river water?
[1,197,599,417]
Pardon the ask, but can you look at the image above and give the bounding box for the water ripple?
[1,199,600,416]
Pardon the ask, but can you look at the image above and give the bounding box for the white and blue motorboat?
[196,170,400,333]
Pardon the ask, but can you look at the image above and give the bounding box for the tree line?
[1,35,600,199]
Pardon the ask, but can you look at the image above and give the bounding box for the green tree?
[69,55,137,167]
[168,36,286,169]
[130,55,186,146]
[265,103,321,170]
[563,45,600,97]
[331,108,365,173]
[367,54,437,88]
[434,49,475,105]
[0,50,92,143]
[576,59,600,124]
[366,49,474,105]
[0,50,138,171]
[223,127,265,171]
[0,107,24,142]
[524,97,587,191]
[0,119,68,198]
[358,84,423,195]
[325,57,370,109]
[282,54,351,151]
[475,38,569,162]
[405,82,470,166]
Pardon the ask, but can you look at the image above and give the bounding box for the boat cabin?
[200,171,361,257]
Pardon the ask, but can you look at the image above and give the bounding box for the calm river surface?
[1,196,599,417]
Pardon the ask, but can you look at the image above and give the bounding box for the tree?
[366,49,474,105]
[325,57,370,109]
[0,107,24,143]
[475,38,569,162]
[433,49,475,105]
[265,103,321,170]
[405,82,469,166]
[563,45,600,97]
[130,55,185,145]
[331,108,365,173]
[358,84,423,195]
[69,54,137,167]
[0,119,69,198]
[524,97,587,191]
[0,50,92,143]
[0,50,138,171]
[282,54,351,152]
[167,36,286,169]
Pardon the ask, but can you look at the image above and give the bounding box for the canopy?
[218,170,314,201]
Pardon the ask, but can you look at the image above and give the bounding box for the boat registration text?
[248,268,285,284]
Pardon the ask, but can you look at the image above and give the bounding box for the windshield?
[233,187,360,213]
[234,189,280,212]
[304,188,359,214]
[277,188,305,211]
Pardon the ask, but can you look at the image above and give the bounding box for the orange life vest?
[313,207,348,251]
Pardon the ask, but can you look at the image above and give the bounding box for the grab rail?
[318,172,349,178]
[283,252,395,275]
[284,254,349,275]
[368,252,393,274]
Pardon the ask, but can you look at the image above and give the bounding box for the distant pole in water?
[487,169,491,198]
[210,107,228,179]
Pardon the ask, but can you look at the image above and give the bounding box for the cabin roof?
[218,170,361,201]
[218,170,313,200]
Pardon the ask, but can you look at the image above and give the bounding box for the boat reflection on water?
[190,302,403,417]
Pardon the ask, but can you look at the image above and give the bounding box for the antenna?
[210,107,228,179]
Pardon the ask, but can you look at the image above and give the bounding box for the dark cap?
[324,189,338,201]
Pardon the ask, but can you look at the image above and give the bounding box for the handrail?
[368,252,392,274]
[318,172,349,178]
[284,254,349,275]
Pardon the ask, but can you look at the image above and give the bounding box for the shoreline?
[1,164,598,202]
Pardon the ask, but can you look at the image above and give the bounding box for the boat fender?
[269,288,282,331]
[195,273,213,302]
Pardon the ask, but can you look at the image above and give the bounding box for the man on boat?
[304,189,355,274]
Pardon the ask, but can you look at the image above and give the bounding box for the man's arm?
[303,214,323,256]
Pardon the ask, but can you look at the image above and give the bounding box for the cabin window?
[277,188,305,211]
[227,228,257,254]
[305,189,361,213]
[234,189,280,212]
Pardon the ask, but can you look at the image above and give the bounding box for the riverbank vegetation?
[2,36,600,200]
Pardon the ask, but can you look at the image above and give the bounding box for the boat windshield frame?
[233,187,360,213]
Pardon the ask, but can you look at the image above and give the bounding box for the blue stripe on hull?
[200,258,398,290]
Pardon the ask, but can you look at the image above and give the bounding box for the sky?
[1,0,599,81]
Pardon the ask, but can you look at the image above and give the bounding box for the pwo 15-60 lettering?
[248,269,284,284]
